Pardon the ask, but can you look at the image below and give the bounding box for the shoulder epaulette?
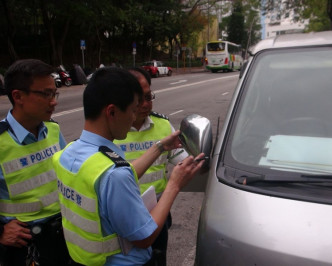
[99,146,130,167]
[0,121,10,135]
[150,111,169,120]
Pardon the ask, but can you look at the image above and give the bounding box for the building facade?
[262,0,309,39]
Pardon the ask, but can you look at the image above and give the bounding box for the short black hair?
[4,59,55,105]
[128,67,151,86]
[83,67,143,120]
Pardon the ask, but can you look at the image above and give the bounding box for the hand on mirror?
[159,130,182,152]
[168,153,205,190]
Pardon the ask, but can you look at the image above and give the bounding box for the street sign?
[80,40,86,50]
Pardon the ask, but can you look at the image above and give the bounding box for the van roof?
[251,31,332,55]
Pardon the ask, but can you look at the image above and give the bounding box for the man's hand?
[0,220,32,247]
[160,130,182,151]
[168,153,205,191]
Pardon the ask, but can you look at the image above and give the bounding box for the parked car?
[192,31,332,265]
[141,60,172,77]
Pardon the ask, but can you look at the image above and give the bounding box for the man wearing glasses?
[0,59,73,265]
[114,67,188,265]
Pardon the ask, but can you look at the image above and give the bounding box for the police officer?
[114,67,188,265]
[52,67,205,265]
[0,59,73,265]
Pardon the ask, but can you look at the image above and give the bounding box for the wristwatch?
[156,140,165,153]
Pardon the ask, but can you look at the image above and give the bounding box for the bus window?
[208,42,225,52]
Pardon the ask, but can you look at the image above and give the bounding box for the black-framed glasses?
[28,90,59,100]
[143,92,155,102]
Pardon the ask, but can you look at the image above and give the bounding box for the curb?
[173,67,207,75]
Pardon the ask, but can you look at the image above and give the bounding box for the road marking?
[154,74,238,94]
[52,107,83,118]
[170,80,187,85]
[52,75,238,118]
[222,92,229,96]
[169,110,184,116]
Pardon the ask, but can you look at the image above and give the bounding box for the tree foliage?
[227,0,245,44]
[0,0,209,68]
[217,0,261,56]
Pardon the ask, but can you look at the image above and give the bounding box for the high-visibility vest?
[0,122,61,222]
[114,113,172,194]
[53,145,138,266]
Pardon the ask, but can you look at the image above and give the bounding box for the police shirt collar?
[130,116,154,132]
[6,110,47,144]
[80,130,125,158]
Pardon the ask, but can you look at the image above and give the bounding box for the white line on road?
[154,74,238,94]
[222,92,229,96]
[169,110,184,116]
[170,80,187,85]
[52,75,238,118]
[52,107,83,117]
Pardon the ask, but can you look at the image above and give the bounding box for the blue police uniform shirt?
[59,130,157,266]
[0,111,67,224]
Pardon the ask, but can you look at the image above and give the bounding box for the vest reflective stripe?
[61,204,99,234]
[0,201,40,214]
[139,169,164,185]
[0,190,58,214]
[57,180,96,213]
[9,170,56,197]
[2,143,60,175]
[114,115,172,194]
[63,227,120,254]
[40,190,58,207]
[118,141,155,152]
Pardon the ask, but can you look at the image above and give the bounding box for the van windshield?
[226,47,332,175]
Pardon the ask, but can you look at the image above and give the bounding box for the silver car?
[195,31,332,265]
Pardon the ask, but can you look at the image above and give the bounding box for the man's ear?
[106,104,116,118]
[12,90,24,105]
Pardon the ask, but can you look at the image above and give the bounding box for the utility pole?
[245,17,256,59]
[207,0,210,42]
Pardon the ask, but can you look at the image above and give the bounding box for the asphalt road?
[0,69,239,265]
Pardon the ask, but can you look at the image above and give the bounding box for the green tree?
[0,0,34,62]
[227,0,245,44]
[242,0,261,50]
[0,0,210,68]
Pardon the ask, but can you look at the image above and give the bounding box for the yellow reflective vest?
[0,122,61,222]
[114,113,172,194]
[53,145,138,266]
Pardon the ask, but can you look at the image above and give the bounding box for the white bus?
[205,40,243,73]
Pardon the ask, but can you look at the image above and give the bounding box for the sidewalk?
[173,66,206,75]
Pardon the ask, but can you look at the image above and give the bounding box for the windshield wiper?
[236,174,332,185]
[301,174,332,179]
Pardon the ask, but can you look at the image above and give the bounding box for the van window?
[226,47,332,174]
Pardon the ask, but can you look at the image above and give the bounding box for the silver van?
[193,31,332,265]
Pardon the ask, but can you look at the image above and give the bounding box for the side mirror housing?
[179,114,213,167]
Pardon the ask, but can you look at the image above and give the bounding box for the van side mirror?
[179,114,213,166]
